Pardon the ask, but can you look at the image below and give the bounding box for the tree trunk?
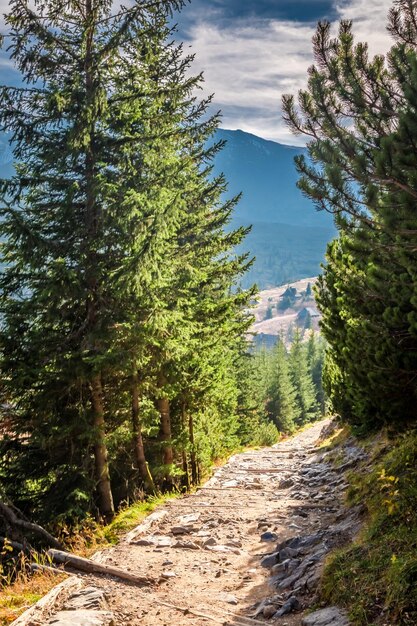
[181,401,190,492]
[82,1,114,523]
[91,375,114,522]
[157,374,174,489]
[188,412,198,485]
[131,371,157,495]
[48,549,154,586]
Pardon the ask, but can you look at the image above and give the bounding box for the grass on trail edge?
[0,568,67,625]
[103,493,178,543]
[320,428,417,626]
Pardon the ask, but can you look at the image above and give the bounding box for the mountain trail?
[14,419,364,626]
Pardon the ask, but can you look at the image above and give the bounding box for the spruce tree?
[0,0,196,520]
[267,340,298,433]
[0,0,255,522]
[307,332,326,413]
[289,331,319,425]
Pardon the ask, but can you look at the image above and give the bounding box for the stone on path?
[65,587,108,611]
[218,592,238,605]
[260,531,278,542]
[133,535,173,547]
[274,596,300,617]
[263,604,278,618]
[301,606,350,626]
[47,610,115,626]
[260,552,279,568]
[173,540,201,550]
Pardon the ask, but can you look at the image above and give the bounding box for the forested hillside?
[242,331,325,434]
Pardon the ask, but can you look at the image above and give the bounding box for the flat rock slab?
[302,606,350,626]
[10,578,83,626]
[48,610,115,626]
[66,587,108,611]
[125,510,168,543]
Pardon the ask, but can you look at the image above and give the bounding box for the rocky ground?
[13,420,367,626]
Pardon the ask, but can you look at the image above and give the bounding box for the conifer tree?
[307,332,326,413]
[0,0,255,522]
[267,340,298,433]
[289,331,319,425]
[283,3,417,430]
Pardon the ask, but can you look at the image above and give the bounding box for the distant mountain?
[0,129,335,290]
[213,129,335,289]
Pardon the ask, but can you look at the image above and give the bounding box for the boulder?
[260,531,278,542]
[260,552,279,568]
[274,596,300,617]
[301,606,350,626]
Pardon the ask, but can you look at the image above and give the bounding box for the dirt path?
[16,419,360,626]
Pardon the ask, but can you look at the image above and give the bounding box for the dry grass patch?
[0,569,66,625]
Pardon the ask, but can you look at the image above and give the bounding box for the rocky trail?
[13,420,367,626]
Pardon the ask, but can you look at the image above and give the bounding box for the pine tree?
[267,340,298,433]
[289,331,319,425]
[283,5,417,430]
[307,332,326,413]
[0,0,256,524]
[0,0,221,518]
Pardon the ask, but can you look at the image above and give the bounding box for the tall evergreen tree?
[289,331,319,426]
[283,3,417,430]
[307,332,326,413]
[0,0,255,525]
[267,340,298,433]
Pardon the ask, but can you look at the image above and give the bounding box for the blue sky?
[177,0,337,30]
[174,0,393,144]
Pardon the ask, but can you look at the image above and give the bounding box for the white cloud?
[336,0,392,54]
[0,0,395,144]
[188,19,315,145]
[185,0,393,144]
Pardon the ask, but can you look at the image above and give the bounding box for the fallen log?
[48,549,155,586]
[30,563,73,577]
[0,501,62,550]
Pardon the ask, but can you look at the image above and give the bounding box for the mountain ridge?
[213,128,335,288]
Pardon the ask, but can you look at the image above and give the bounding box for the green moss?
[321,430,417,625]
